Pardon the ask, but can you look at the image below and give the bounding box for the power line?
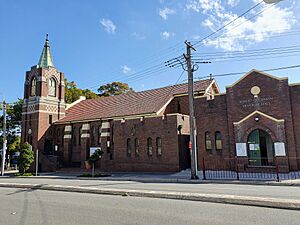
[193,49,300,61]
[192,44,300,57]
[192,0,265,48]
[195,64,300,80]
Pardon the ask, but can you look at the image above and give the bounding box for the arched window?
[215,131,222,151]
[156,137,162,156]
[135,138,139,156]
[205,131,212,151]
[147,137,153,156]
[48,77,56,97]
[127,138,131,156]
[30,77,37,96]
[79,126,82,146]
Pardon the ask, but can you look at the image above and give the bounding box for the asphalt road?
[0,187,299,225]
[0,177,300,200]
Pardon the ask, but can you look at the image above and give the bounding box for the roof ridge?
[81,79,211,103]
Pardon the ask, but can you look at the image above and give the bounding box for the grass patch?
[77,173,111,178]
[14,172,33,177]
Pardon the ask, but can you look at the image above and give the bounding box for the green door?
[247,130,261,166]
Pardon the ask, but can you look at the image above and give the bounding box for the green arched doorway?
[247,129,274,166]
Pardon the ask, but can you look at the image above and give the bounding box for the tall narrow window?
[156,137,162,156]
[127,138,131,156]
[205,131,212,151]
[215,131,222,151]
[31,77,36,96]
[79,126,82,146]
[48,77,56,97]
[49,115,53,125]
[147,137,153,156]
[135,138,139,156]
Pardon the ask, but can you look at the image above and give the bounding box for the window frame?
[156,137,162,156]
[215,131,222,151]
[134,138,139,156]
[48,77,57,97]
[127,138,132,156]
[205,131,212,151]
[30,77,37,96]
[147,137,153,156]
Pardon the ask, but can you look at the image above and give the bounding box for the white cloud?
[159,7,176,20]
[100,18,116,34]
[160,31,175,40]
[186,0,296,51]
[131,32,146,40]
[227,0,239,7]
[122,65,132,74]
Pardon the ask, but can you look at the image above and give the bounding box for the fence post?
[235,156,239,181]
[202,157,206,180]
[275,157,280,182]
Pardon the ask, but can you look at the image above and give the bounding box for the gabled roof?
[38,34,54,68]
[226,69,288,89]
[57,80,212,123]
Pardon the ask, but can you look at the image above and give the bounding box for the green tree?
[18,142,34,173]
[65,79,98,104]
[97,82,134,97]
[0,99,22,152]
[8,136,21,154]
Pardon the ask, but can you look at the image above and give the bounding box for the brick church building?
[21,36,300,173]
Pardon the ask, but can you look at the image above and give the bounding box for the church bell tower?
[21,34,65,152]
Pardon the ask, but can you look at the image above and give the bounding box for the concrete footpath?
[0,174,300,210]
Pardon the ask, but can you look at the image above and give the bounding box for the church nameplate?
[239,97,273,108]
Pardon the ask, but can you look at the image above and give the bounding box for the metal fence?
[200,157,300,182]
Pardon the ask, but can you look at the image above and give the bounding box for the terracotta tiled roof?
[57,80,211,123]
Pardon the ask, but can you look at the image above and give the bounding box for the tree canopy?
[65,79,134,103]
[0,99,22,153]
[97,82,134,97]
[65,79,99,104]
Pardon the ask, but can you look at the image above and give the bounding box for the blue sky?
[0,0,300,103]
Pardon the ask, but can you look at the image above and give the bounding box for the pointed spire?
[38,33,54,68]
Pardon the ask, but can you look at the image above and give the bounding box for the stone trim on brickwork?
[233,110,284,125]
[156,97,174,115]
[22,110,65,115]
[226,69,288,88]
[82,123,90,131]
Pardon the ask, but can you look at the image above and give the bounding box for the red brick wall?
[289,85,300,168]
[194,94,230,169]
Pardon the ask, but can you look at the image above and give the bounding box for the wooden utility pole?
[1,102,7,176]
[184,41,199,179]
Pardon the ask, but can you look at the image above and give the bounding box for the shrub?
[18,142,34,174]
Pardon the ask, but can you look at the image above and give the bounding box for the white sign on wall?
[236,143,247,157]
[90,147,100,157]
[274,142,286,156]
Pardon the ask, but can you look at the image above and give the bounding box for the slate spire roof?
[38,34,54,68]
